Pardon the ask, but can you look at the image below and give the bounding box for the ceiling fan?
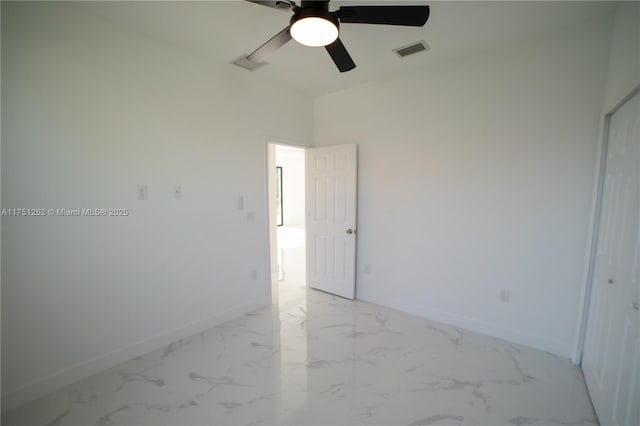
[241,0,430,72]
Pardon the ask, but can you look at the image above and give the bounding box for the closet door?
[582,90,639,426]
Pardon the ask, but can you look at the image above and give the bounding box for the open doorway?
[267,143,306,303]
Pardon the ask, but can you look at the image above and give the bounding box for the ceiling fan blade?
[325,38,356,73]
[246,27,292,63]
[337,5,430,27]
[246,0,296,12]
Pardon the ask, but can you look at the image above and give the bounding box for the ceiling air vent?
[393,40,430,58]
[231,55,268,72]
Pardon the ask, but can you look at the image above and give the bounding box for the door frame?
[264,137,310,300]
[573,83,640,365]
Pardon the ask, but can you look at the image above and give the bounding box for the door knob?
[346,229,354,235]
[633,302,639,311]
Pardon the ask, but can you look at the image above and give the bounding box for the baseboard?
[360,295,571,359]
[1,297,270,413]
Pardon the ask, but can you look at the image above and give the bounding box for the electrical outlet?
[137,185,148,200]
[246,211,256,223]
[500,289,511,303]
[251,269,258,280]
[174,186,182,199]
[364,264,371,274]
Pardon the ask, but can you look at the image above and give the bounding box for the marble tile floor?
[3,283,597,426]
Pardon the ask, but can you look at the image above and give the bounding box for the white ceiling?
[75,1,616,97]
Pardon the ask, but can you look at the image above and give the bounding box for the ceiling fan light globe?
[290,17,338,47]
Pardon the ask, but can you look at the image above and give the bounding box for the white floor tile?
[3,283,597,425]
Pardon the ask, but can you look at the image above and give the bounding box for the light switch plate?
[137,185,148,200]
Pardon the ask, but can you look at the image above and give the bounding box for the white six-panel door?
[306,144,357,299]
[582,90,640,426]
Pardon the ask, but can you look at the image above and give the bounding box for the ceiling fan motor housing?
[300,1,331,11]
[291,2,339,31]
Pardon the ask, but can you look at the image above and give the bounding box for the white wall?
[603,2,640,112]
[314,15,613,357]
[276,146,305,229]
[1,2,312,411]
